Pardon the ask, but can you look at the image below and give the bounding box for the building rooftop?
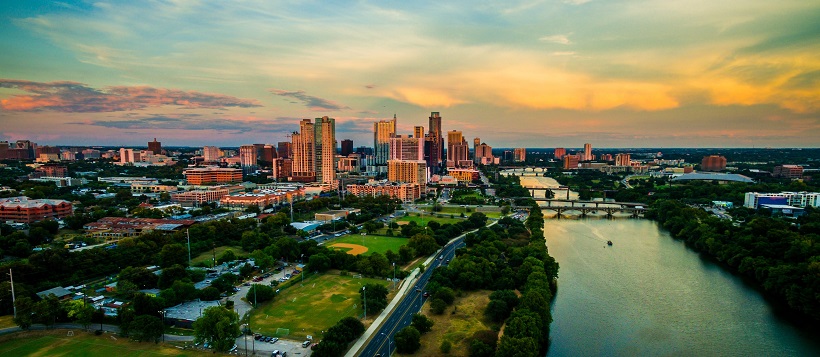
[165,299,221,321]
[37,286,73,299]
[0,196,71,209]
[671,173,753,183]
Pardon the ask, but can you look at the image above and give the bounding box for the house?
[36,286,73,300]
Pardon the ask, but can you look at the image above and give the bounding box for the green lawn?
[395,215,462,226]
[249,273,387,340]
[0,315,14,329]
[0,330,209,356]
[191,245,246,266]
[329,234,407,256]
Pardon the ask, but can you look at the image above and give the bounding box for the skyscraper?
[277,142,292,159]
[583,143,593,161]
[425,112,444,172]
[414,126,424,139]
[390,135,424,161]
[388,160,428,186]
[314,116,336,184]
[374,115,396,165]
[615,153,631,166]
[291,119,315,181]
[447,130,468,167]
[148,138,162,155]
[341,139,353,157]
[474,142,493,164]
[513,148,526,162]
[262,145,276,163]
[239,145,258,175]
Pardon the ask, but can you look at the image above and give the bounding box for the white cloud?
[539,34,572,45]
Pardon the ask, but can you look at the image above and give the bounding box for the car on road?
[302,340,311,347]
[423,291,430,298]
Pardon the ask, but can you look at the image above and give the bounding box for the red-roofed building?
[0,197,73,224]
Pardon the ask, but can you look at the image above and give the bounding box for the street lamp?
[392,262,396,290]
[158,309,166,342]
[363,286,367,320]
[242,323,248,357]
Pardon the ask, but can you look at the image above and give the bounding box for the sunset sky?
[1,0,819,148]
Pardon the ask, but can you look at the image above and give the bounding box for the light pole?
[300,254,305,285]
[158,309,166,342]
[392,262,396,290]
[363,286,367,320]
[242,323,248,357]
[8,269,16,318]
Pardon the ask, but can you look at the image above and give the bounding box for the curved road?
[359,237,466,357]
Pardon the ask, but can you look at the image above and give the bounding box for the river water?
[504,172,820,356]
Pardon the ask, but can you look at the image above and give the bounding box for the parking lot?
[236,335,312,357]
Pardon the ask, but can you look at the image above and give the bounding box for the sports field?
[249,273,387,340]
[330,234,407,256]
[191,246,246,265]
[396,215,462,226]
[0,330,208,356]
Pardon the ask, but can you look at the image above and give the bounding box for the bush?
[440,340,452,354]
[430,298,447,315]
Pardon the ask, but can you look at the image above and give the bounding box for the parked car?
[302,340,311,347]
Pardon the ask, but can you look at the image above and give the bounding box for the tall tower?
[583,143,592,161]
[414,126,424,139]
[291,119,315,180]
[425,112,444,172]
[390,135,424,161]
[148,138,162,155]
[314,116,336,184]
[374,115,397,165]
[341,139,354,157]
[239,145,258,176]
[447,130,468,167]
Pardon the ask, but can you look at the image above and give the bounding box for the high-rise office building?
[314,116,336,184]
[340,139,354,157]
[390,135,424,161]
[119,148,142,164]
[425,112,444,172]
[615,153,631,166]
[277,142,292,159]
[374,115,397,165]
[148,138,162,155]
[513,148,526,162]
[583,143,593,161]
[239,145,258,175]
[701,155,727,171]
[414,126,424,139]
[291,119,315,181]
[554,148,566,159]
[447,130,468,167]
[203,146,221,162]
[262,145,276,163]
[388,160,428,186]
[474,142,493,164]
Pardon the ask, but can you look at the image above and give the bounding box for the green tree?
[217,249,237,264]
[64,300,95,330]
[199,287,221,301]
[246,284,275,306]
[158,243,188,268]
[495,335,538,357]
[13,297,35,329]
[129,315,164,343]
[360,283,389,314]
[394,326,421,354]
[193,306,241,352]
[430,298,447,315]
[440,340,452,354]
[34,295,62,327]
[308,253,332,272]
[411,313,434,334]
[158,264,189,289]
[408,233,439,256]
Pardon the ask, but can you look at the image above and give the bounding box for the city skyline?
[1,1,819,148]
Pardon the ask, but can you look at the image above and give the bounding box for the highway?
[358,237,466,357]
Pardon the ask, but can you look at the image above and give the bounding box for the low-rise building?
[773,165,804,179]
[219,187,305,209]
[346,180,421,201]
[183,167,243,185]
[448,168,480,183]
[83,217,196,241]
[0,197,73,224]
[744,191,820,209]
[164,299,222,329]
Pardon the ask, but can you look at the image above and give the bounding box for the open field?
[395,215,462,226]
[249,273,388,340]
[191,245,246,265]
[330,235,407,256]
[398,290,494,357]
[0,330,209,356]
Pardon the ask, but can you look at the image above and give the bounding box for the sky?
[1,0,819,148]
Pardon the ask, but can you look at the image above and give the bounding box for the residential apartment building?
[182,167,243,185]
[388,160,428,186]
[390,135,424,161]
[374,116,397,165]
[346,181,421,201]
[744,192,820,209]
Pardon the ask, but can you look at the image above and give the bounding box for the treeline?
[648,200,820,322]
[424,203,558,357]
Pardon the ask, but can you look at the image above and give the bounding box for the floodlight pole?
[8,269,16,318]
[186,229,191,267]
[363,286,367,320]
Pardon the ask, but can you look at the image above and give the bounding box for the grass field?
[191,245,246,265]
[395,215,462,226]
[329,234,407,256]
[0,330,209,356]
[0,315,14,329]
[249,273,388,340]
[399,290,493,357]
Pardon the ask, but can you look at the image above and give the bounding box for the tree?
[159,243,188,268]
[246,284,275,305]
[217,249,237,264]
[118,266,157,289]
[440,340,452,354]
[430,298,447,315]
[484,299,509,323]
[158,264,189,289]
[308,253,331,272]
[200,287,221,301]
[65,300,95,330]
[408,233,439,256]
[411,313,434,334]
[394,326,421,354]
[433,287,455,305]
[129,315,164,343]
[239,263,255,278]
[13,297,35,329]
[495,336,538,357]
[34,295,62,327]
[193,306,241,352]
[360,283,389,314]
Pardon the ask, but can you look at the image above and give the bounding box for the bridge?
[497,166,549,173]
[511,198,647,217]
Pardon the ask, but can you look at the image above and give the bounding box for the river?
[503,172,820,356]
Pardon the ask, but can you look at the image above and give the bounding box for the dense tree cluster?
[649,200,820,322]
[422,204,557,356]
[310,316,365,357]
